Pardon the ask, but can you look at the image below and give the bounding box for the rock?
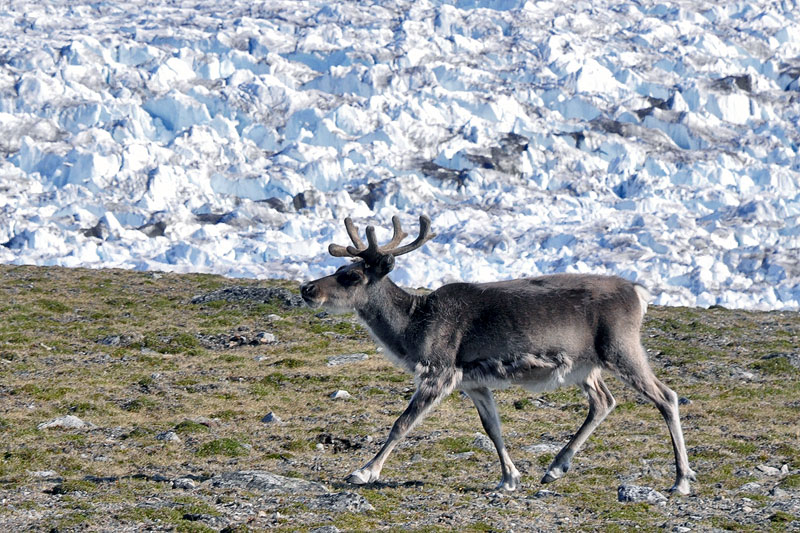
[212,470,329,494]
[29,470,59,478]
[37,415,96,430]
[189,416,217,428]
[311,527,341,533]
[756,464,781,476]
[770,486,789,499]
[452,451,474,460]
[261,412,282,425]
[738,482,761,492]
[780,464,789,474]
[534,489,558,498]
[678,396,692,405]
[330,390,352,400]
[312,492,374,513]
[522,442,562,454]
[326,353,369,366]
[156,431,181,443]
[255,332,276,344]
[96,333,143,347]
[472,433,495,452]
[172,477,197,490]
[617,484,668,504]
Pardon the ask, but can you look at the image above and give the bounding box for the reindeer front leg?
[347,367,461,485]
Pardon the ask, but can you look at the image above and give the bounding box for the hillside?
[0,264,798,531]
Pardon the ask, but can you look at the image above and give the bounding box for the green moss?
[769,510,798,524]
[37,298,71,314]
[780,473,800,489]
[174,420,210,434]
[52,479,97,494]
[439,436,474,454]
[726,440,758,456]
[273,358,305,368]
[196,438,249,457]
[751,356,799,376]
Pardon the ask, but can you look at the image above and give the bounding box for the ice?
[1,0,799,310]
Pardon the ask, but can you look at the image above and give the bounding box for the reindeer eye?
[337,270,363,286]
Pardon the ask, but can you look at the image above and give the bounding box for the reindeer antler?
[328,215,435,263]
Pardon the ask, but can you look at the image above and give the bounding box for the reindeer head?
[300,215,435,311]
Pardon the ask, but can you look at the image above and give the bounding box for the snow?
[1,0,799,310]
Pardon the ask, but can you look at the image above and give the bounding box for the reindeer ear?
[371,254,395,277]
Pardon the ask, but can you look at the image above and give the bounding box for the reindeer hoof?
[669,479,692,496]
[541,462,570,484]
[346,469,376,485]
[496,475,520,492]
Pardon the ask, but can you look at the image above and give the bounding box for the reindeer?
[300,215,695,494]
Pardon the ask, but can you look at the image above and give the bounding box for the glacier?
[1,0,799,309]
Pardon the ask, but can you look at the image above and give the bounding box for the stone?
[738,482,761,492]
[756,464,781,476]
[617,484,668,504]
[311,527,341,533]
[472,433,495,452]
[312,492,374,513]
[173,477,197,490]
[29,470,58,478]
[770,486,789,499]
[330,390,352,400]
[326,353,369,366]
[522,442,561,454]
[261,412,283,425]
[212,470,329,494]
[255,332,276,344]
[37,415,96,430]
[156,431,181,443]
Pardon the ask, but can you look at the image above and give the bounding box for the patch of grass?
[751,356,800,376]
[37,298,71,314]
[273,358,305,368]
[52,479,98,494]
[196,438,249,457]
[122,396,157,412]
[282,439,313,452]
[439,436,474,454]
[780,473,800,489]
[173,420,210,434]
[726,439,758,456]
[769,510,798,524]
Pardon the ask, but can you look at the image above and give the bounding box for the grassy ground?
[0,264,798,532]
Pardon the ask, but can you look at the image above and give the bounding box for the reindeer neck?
[356,277,424,366]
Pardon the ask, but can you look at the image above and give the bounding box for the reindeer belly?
[458,346,591,392]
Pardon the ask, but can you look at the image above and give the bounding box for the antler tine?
[328,243,352,257]
[390,215,436,257]
[329,217,368,258]
[344,217,366,250]
[378,215,409,254]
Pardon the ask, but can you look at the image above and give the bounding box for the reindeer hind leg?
[609,343,695,495]
[542,368,616,484]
